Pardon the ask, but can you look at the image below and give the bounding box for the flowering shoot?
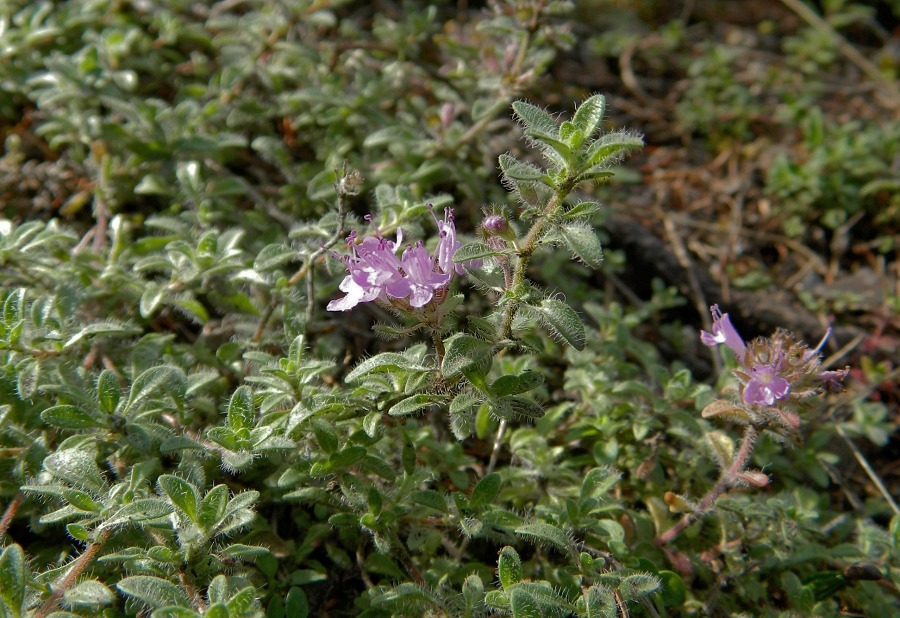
[327,207,478,312]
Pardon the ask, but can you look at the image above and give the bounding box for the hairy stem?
[33,530,110,618]
[0,492,24,538]
[655,424,758,546]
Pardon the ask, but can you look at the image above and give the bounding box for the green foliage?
[1,2,898,617]
[766,107,900,237]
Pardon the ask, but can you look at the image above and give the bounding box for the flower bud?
[482,214,507,234]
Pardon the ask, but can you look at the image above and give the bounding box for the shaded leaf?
[227,386,255,431]
[388,394,443,417]
[559,224,603,269]
[41,405,106,430]
[498,546,522,590]
[453,241,508,263]
[0,544,26,617]
[117,576,190,609]
[470,473,501,508]
[531,298,586,351]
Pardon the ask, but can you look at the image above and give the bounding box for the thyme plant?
[2,2,898,617]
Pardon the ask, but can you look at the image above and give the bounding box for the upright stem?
[655,424,758,546]
[485,419,508,476]
[499,193,562,340]
[432,328,446,368]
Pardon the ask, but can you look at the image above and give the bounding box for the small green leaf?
[469,473,501,508]
[285,587,309,618]
[152,607,201,618]
[490,371,543,397]
[499,153,547,181]
[220,544,271,559]
[97,370,121,414]
[449,392,481,417]
[584,131,644,168]
[658,570,687,607]
[512,101,559,137]
[402,436,416,476]
[462,574,485,614]
[576,584,617,618]
[125,365,187,414]
[410,490,449,514]
[158,475,199,524]
[63,489,103,512]
[497,546,522,590]
[254,244,297,271]
[44,449,107,494]
[63,321,140,350]
[525,127,574,163]
[533,298,586,351]
[204,603,229,618]
[509,588,542,618]
[3,288,26,325]
[171,297,209,323]
[104,499,174,528]
[310,418,339,455]
[15,358,39,400]
[561,200,603,221]
[345,352,430,383]
[388,394,443,417]
[619,573,660,600]
[516,522,574,557]
[560,224,603,269]
[329,446,366,470]
[580,467,621,503]
[117,575,190,609]
[441,333,493,380]
[65,579,116,607]
[453,241,508,263]
[41,405,106,430]
[559,121,585,149]
[0,544,25,617]
[707,430,735,468]
[67,522,90,542]
[362,411,381,438]
[571,94,606,138]
[199,485,229,530]
[227,385,255,431]
[140,284,165,318]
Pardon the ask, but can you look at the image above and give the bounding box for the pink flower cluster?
[701,305,846,407]
[327,207,477,312]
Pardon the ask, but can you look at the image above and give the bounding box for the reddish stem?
[0,492,24,538]
[33,530,110,618]
[656,425,758,546]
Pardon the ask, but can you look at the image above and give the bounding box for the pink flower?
[700,304,847,408]
[326,227,405,312]
[386,242,451,308]
[743,364,792,406]
[700,305,746,361]
[327,208,478,312]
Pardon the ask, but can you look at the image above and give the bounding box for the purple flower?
[328,208,477,312]
[432,206,481,276]
[386,242,451,308]
[700,304,848,409]
[327,227,406,312]
[743,364,791,406]
[700,305,747,361]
